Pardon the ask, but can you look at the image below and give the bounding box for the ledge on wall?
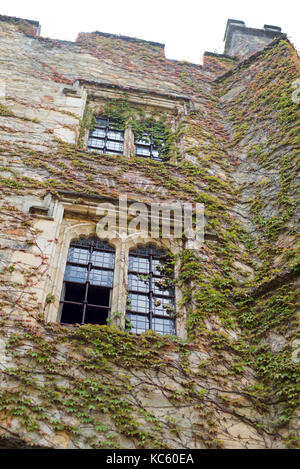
[0,14,40,36]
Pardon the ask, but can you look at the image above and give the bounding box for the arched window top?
[70,236,115,252]
[129,244,167,258]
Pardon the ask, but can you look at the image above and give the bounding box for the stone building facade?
[0,15,299,449]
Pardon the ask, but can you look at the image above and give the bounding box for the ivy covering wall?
[0,18,299,449]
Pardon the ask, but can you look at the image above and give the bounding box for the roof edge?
[203,51,238,60]
[92,30,165,48]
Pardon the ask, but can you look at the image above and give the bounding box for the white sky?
[1,0,300,63]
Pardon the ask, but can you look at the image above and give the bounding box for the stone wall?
[0,16,299,449]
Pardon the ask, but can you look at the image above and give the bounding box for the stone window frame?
[45,208,186,339]
[80,85,188,163]
[87,117,168,161]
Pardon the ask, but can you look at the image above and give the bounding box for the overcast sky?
[1,0,300,63]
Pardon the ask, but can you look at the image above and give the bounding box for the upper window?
[126,245,176,335]
[88,117,124,155]
[134,131,166,161]
[59,237,115,326]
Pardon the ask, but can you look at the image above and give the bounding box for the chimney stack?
[224,19,284,59]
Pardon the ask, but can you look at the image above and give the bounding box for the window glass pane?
[127,313,149,334]
[129,246,149,256]
[91,239,114,251]
[106,140,124,152]
[152,149,162,161]
[128,273,149,293]
[152,296,175,316]
[90,268,114,287]
[152,317,176,336]
[152,247,166,257]
[130,246,164,257]
[153,279,173,297]
[67,247,89,265]
[88,137,105,148]
[152,258,165,276]
[128,293,149,313]
[73,238,92,248]
[64,265,87,283]
[135,146,151,156]
[90,128,106,138]
[106,150,121,155]
[91,251,115,269]
[129,256,149,273]
[135,135,151,145]
[95,118,108,127]
[107,130,124,141]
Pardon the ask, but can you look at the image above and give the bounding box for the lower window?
[126,245,176,335]
[59,237,115,325]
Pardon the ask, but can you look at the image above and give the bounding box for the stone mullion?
[110,240,128,327]
[124,127,135,157]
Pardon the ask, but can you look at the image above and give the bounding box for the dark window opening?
[60,303,83,325]
[134,131,167,162]
[126,245,176,336]
[88,116,124,155]
[64,283,85,303]
[59,237,115,326]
